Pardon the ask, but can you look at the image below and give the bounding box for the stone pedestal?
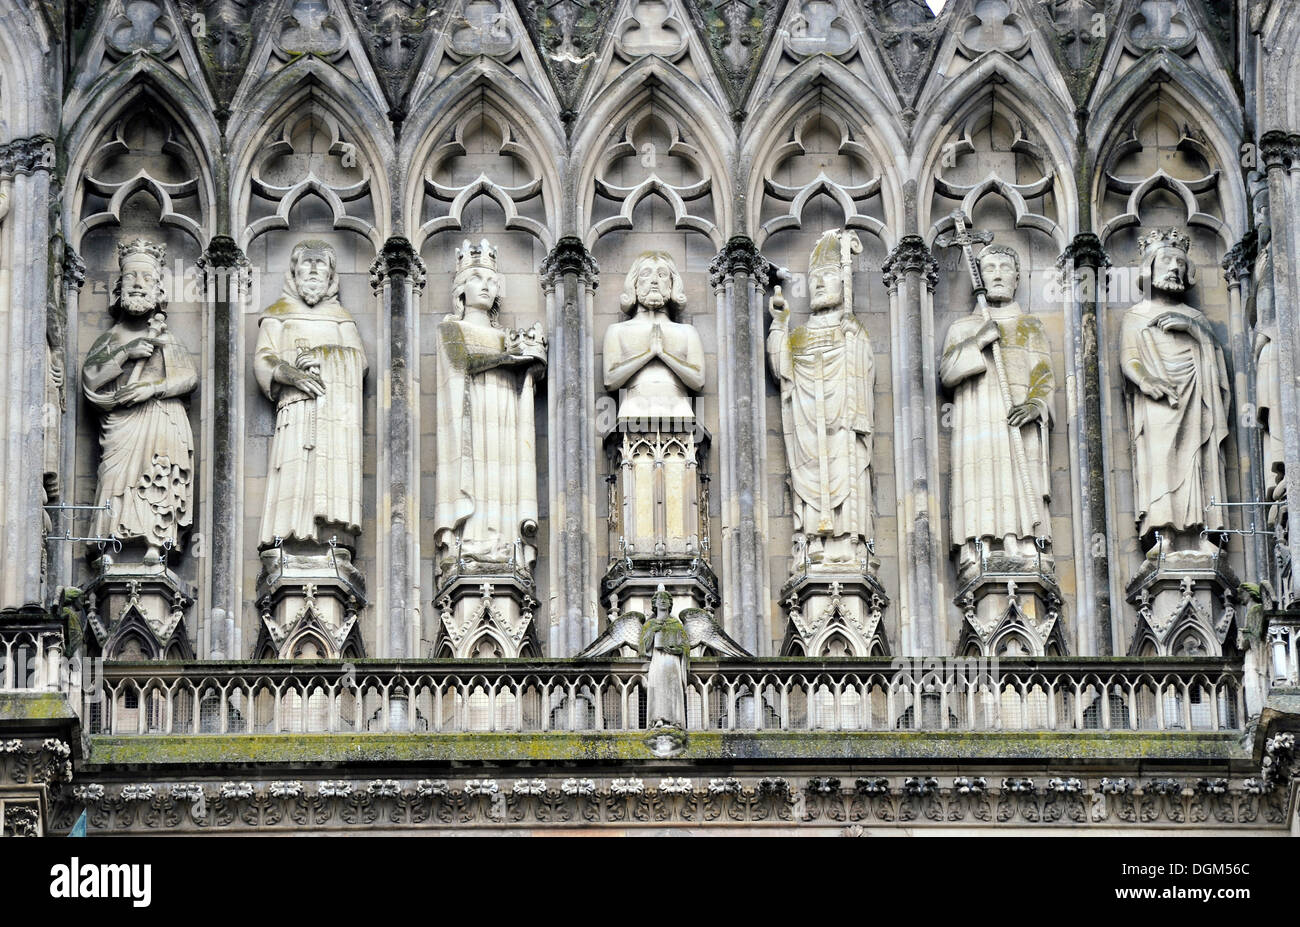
[780,572,890,657]
[433,569,540,658]
[1125,550,1239,657]
[954,559,1065,657]
[84,563,194,660]
[602,424,716,619]
[254,542,365,659]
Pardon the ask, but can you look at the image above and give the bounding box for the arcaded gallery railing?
[83,659,1245,736]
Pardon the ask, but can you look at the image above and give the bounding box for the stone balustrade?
[84,657,1245,737]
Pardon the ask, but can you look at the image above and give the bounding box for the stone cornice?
[370,236,426,293]
[882,235,938,292]
[540,236,599,289]
[51,772,1289,833]
[0,135,55,179]
[708,236,772,289]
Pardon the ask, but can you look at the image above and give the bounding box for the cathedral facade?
[0,0,1299,834]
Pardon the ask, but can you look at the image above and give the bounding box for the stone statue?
[434,238,547,574]
[254,239,367,551]
[642,588,688,730]
[940,244,1054,579]
[603,250,704,425]
[1120,229,1230,557]
[767,229,874,567]
[82,239,197,565]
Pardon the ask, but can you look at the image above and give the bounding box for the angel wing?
[575,613,645,659]
[680,609,751,658]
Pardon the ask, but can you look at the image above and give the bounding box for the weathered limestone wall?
[0,0,1296,667]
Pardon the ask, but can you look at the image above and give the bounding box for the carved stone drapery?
[709,235,771,654]
[433,238,547,659]
[80,238,199,660]
[253,240,368,660]
[541,237,600,655]
[770,229,888,657]
[1119,229,1237,657]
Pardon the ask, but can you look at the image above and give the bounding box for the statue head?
[1250,174,1271,248]
[1138,228,1194,297]
[111,238,167,320]
[808,230,846,311]
[620,251,686,316]
[453,238,503,321]
[978,245,1020,305]
[288,240,338,307]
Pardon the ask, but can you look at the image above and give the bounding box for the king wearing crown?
[767,228,875,568]
[82,238,197,567]
[434,238,547,577]
[1119,228,1230,558]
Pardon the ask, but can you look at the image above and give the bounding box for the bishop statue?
[767,229,875,568]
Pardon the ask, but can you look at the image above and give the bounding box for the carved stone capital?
[1259,131,1294,173]
[199,235,248,270]
[881,235,937,292]
[62,246,86,294]
[540,236,599,290]
[708,235,772,289]
[197,236,251,301]
[0,135,55,179]
[370,236,426,292]
[1057,232,1109,271]
[1221,232,1257,284]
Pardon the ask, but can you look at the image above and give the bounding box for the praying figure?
[1119,228,1230,557]
[434,238,547,574]
[767,229,875,567]
[254,240,367,551]
[603,250,705,425]
[82,238,197,566]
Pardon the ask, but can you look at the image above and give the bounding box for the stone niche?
[241,111,380,660]
[755,107,896,657]
[1097,104,1245,658]
[928,105,1075,659]
[70,110,207,661]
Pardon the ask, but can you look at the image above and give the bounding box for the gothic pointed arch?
[230,63,393,249]
[401,65,565,251]
[0,0,55,138]
[740,55,906,241]
[573,54,734,241]
[911,53,1078,241]
[1088,57,1247,243]
[63,69,220,250]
